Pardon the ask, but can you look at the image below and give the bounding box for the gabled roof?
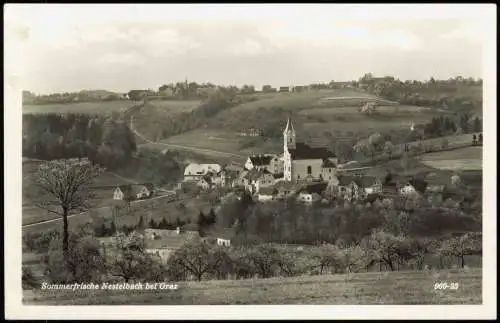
[288,142,336,160]
[361,176,381,187]
[248,155,273,166]
[184,163,221,176]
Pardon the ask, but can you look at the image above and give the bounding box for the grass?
[22,100,136,115]
[23,99,201,116]
[419,146,482,171]
[24,268,482,305]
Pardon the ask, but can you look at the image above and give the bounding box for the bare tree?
[33,158,104,260]
[168,239,222,281]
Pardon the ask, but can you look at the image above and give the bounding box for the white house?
[184,163,222,182]
[216,238,231,247]
[296,182,327,204]
[361,176,383,195]
[399,183,417,195]
[297,192,321,204]
[113,184,154,201]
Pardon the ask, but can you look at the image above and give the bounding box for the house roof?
[259,187,278,196]
[322,159,336,168]
[288,142,336,160]
[184,163,221,176]
[300,182,328,195]
[116,185,144,196]
[249,155,273,166]
[361,176,381,187]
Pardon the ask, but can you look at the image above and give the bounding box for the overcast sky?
[5,4,491,94]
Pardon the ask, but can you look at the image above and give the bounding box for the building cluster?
[178,118,459,205]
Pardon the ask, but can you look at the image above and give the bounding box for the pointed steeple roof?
[284,118,295,133]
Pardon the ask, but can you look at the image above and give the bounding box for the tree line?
[23,113,137,171]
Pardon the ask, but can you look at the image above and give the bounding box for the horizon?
[7,4,487,95]
[23,74,483,96]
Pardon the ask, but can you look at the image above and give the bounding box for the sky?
[5,4,492,94]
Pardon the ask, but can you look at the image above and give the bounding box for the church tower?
[283,118,296,182]
[283,118,296,151]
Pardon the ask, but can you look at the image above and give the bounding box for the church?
[282,118,338,183]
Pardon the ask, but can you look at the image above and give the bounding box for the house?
[399,182,417,196]
[296,182,327,204]
[145,231,199,263]
[203,228,235,247]
[279,86,290,92]
[249,169,276,193]
[320,159,338,182]
[244,154,283,174]
[274,181,299,199]
[212,170,228,187]
[292,85,304,92]
[361,176,383,195]
[183,163,222,182]
[197,176,214,190]
[336,175,364,201]
[136,183,154,199]
[113,184,154,201]
[257,187,278,202]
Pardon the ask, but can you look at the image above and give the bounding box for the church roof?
[288,142,336,160]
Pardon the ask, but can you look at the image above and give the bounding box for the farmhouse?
[145,230,199,263]
[283,118,338,183]
[336,176,364,201]
[183,163,222,182]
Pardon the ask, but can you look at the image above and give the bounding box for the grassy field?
[22,100,136,115]
[23,99,200,116]
[419,146,482,171]
[24,268,481,305]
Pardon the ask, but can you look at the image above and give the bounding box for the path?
[129,116,245,164]
[22,193,175,229]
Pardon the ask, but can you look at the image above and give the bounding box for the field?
[22,99,200,116]
[24,268,481,305]
[22,159,147,226]
[419,146,482,171]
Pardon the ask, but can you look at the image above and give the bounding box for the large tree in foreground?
[34,158,104,260]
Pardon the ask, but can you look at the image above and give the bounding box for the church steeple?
[283,117,296,151]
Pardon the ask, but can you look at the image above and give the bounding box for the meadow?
[22,99,201,116]
[419,146,483,171]
[24,268,481,305]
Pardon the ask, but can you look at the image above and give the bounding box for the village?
[104,117,474,266]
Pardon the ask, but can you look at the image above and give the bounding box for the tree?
[167,239,222,281]
[137,215,145,230]
[311,245,338,275]
[472,134,477,145]
[478,133,483,145]
[362,230,403,271]
[108,232,151,282]
[339,244,366,273]
[33,158,104,264]
[438,233,482,268]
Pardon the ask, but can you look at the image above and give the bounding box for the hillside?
[24,268,481,305]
